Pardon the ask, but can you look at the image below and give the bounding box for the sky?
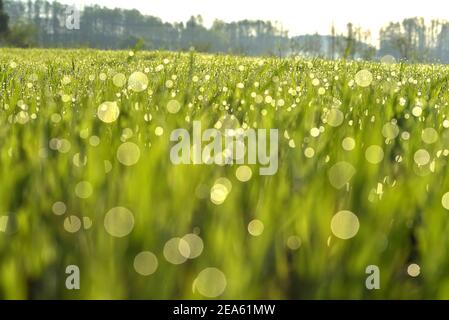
[61,0,447,44]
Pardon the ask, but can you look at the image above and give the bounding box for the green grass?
[1,48,449,299]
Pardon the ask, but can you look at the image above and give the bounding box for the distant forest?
[2,0,449,63]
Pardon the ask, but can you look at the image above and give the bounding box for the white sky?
[61,0,448,43]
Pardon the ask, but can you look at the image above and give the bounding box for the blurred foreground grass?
[1,49,449,299]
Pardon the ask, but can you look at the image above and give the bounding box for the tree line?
[1,0,449,63]
[1,0,291,56]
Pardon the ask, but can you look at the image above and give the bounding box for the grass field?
[1,48,449,299]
